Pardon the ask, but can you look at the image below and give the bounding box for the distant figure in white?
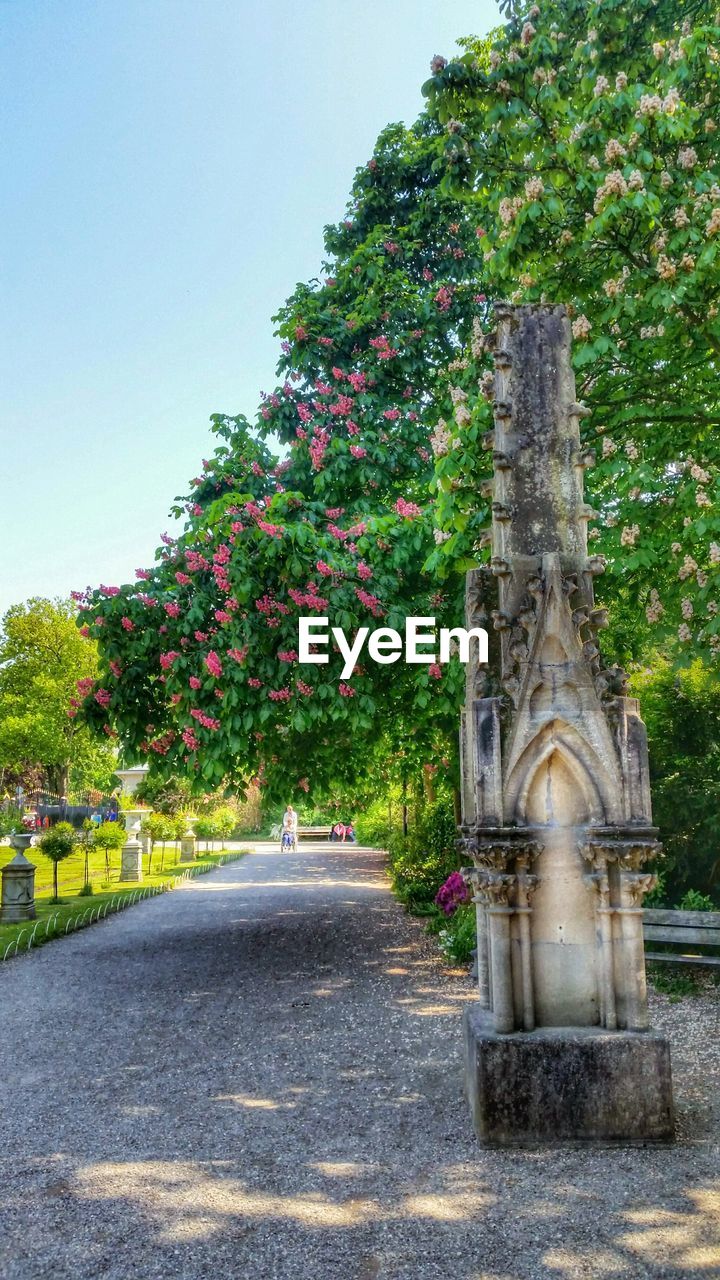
[281,804,298,851]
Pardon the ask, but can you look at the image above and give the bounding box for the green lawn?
[0,843,250,959]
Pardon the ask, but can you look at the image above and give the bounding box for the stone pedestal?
[464,1007,674,1145]
[119,811,143,883]
[1,836,37,923]
[179,833,196,863]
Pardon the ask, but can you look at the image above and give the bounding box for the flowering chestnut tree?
[77,0,720,800]
[424,0,720,662]
[75,119,490,799]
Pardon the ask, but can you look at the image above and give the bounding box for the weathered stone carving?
[459,304,661,1033]
[460,304,673,1145]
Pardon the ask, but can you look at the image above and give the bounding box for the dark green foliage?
[633,660,720,902]
[387,797,459,909]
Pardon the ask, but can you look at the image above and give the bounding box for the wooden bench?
[644,908,720,968]
[297,826,332,841]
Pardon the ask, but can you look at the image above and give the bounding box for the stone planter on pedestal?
[1,833,37,923]
[119,810,144,882]
[179,825,196,863]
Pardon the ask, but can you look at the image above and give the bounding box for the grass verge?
[0,848,251,961]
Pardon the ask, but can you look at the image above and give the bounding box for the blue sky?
[1,0,498,615]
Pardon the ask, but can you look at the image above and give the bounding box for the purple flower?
[434,871,471,916]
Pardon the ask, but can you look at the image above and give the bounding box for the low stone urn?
[1,832,37,922]
[119,810,144,882]
[179,821,197,864]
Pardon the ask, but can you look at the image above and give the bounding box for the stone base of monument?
[119,842,143,883]
[464,1006,674,1146]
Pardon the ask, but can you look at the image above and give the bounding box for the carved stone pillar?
[484,874,516,1034]
[459,302,673,1144]
[617,871,656,1032]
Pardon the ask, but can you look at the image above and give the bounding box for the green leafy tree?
[212,805,237,848]
[75,0,720,816]
[142,812,172,873]
[0,598,117,796]
[92,820,126,883]
[80,817,94,893]
[73,116,489,799]
[632,658,720,900]
[424,0,720,661]
[39,822,76,902]
[193,815,218,853]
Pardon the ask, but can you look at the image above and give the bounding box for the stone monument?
[119,811,143,882]
[179,822,197,864]
[460,303,674,1145]
[1,832,37,923]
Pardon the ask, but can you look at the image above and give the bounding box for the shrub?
[678,889,717,913]
[388,798,459,911]
[39,821,76,901]
[92,820,126,881]
[437,902,476,966]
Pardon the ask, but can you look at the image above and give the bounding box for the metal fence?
[1,851,246,963]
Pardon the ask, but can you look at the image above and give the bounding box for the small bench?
[644,908,720,968]
[297,826,332,841]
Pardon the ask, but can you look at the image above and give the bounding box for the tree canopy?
[0,598,117,796]
[75,0,720,800]
[425,0,720,664]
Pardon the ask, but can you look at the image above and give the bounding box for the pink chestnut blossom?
[395,498,422,518]
[205,651,223,678]
[189,708,221,730]
[227,646,248,664]
[355,588,384,617]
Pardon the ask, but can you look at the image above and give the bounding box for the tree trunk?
[402,776,408,839]
[423,764,436,804]
[53,861,59,900]
[45,763,69,798]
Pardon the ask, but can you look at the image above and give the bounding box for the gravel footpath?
[0,842,718,1280]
